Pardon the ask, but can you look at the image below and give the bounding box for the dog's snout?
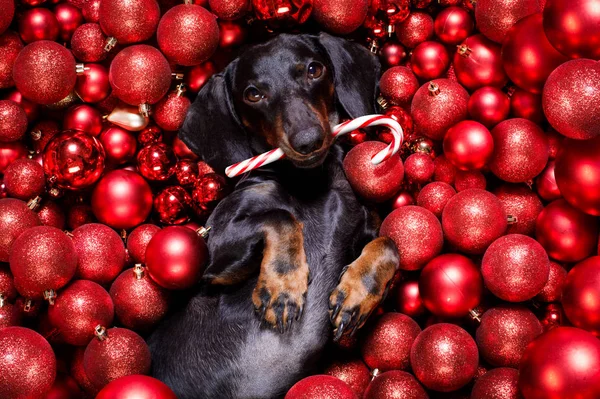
[289,128,324,155]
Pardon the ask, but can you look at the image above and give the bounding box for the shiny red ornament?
[70,23,107,63]
[536,199,598,262]
[443,121,493,171]
[36,200,65,229]
[3,89,40,122]
[175,159,199,187]
[416,182,455,219]
[494,184,543,236]
[209,0,250,20]
[252,0,313,27]
[390,191,414,209]
[99,0,160,44]
[468,87,510,128]
[185,61,216,94]
[0,31,22,89]
[218,20,247,49]
[18,8,59,43]
[519,327,600,399]
[453,34,508,91]
[363,370,427,399]
[0,199,41,262]
[385,106,414,140]
[44,374,82,399]
[0,0,13,35]
[99,127,137,165]
[471,368,520,399]
[0,327,56,399]
[380,206,443,270]
[3,158,45,200]
[154,186,192,225]
[419,253,482,318]
[475,0,541,43]
[434,6,474,45]
[535,261,566,302]
[127,224,161,264]
[73,223,126,284]
[0,100,27,142]
[68,203,96,230]
[109,45,172,106]
[146,226,208,290]
[395,12,433,48]
[84,327,151,388]
[91,170,153,229]
[393,279,425,318]
[410,41,450,80]
[510,88,544,125]
[54,3,84,41]
[0,142,28,172]
[379,67,418,107]
[285,375,356,399]
[411,79,469,141]
[324,358,370,397]
[138,125,163,146]
[75,63,110,103]
[96,375,177,399]
[562,257,600,336]
[153,89,191,131]
[64,104,103,136]
[380,41,407,68]
[403,153,433,184]
[13,40,76,105]
[137,142,177,181]
[312,0,368,34]
[433,155,457,185]
[410,323,478,392]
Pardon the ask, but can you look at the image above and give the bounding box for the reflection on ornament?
[106,104,149,131]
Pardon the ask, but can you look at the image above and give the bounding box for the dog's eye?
[244,87,263,103]
[307,62,324,79]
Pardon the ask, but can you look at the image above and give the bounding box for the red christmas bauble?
[394,279,426,317]
[92,170,153,230]
[380,41,407,68]
[468,87,510,128]
[84,327,151,389]
[535,261,566,302]
[146,226,208,290]
[285,375,356,399]
[185,61,216,94]
[137,142,177,181]
[157,4,219,66]
[471,368,520,399]
[54,3,84,41]
[395,12,433,48]
[494,184,543,236]
[453,169,487,191]
[312,0,368,34]
[70,23,107,63]
[4,89,40,122]
[410,323,478,392]
[73,223,126,284]
[434,6,473,45]
[75,63,110,103]
[475,0,541,43]
[175,159,199,186]
[380,206,443,270]
[562,256,600,336]
[416,182,455,219]
[0,31,23,89]
[64,104,103,136]
[13,40,76,105]
[404,152,434,184]
[43,130,106,190]
[68,203,96,230]
[18,8,59,43]
[0,301,19,329]
[453,34,508,91]
[0,327,56,399]
[71,347,99,397]
[0,199,41,262]
[411,79,469,141]
[83,0,101,22]
[30,119,59,153]
[379,66,418,107]
[419,253,482,318]
[363,370,428,399]
[252,0,313,27]
[127,224,161,264]
[433,155,457,185]
[137,125,162,146]
[510,88,544,124]
[0,100,27,143]
[519,327,600,399]
[153,186,191,225]
[218,20,247,49]
[99,0,160,44]
[0,0,13,35]
[443,121,493,171]
[109,45,172,106]
[48,280,114,346]
[324,358,370,397]
[99,127,137,165]
[191,173,227,215]
[0,266,16,300]
[36,200,65,229]
[410,41,450,80]
[96,375,177,399]
[3,158,45,200]
[44,374,82,399]
[153,90,191,131]
[536,199,598,262]
[209,0,250,20]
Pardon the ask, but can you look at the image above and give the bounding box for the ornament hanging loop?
[43,289,56,305]
[95,325,108,341]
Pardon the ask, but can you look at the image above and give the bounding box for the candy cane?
[225,114,404,178]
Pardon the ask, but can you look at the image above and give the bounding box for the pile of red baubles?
[2,0,600,397]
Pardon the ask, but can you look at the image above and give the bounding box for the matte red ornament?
[127,224,161,264]
[18,8,59,43]
[324,358,370,397]
[395,12,433,48]
[410,41,450,80]
[312,0,368,34]
[137,142,177,181]
[73,223,126,284]
[3,158,45,200]
[99,0,160,44]
[0,327,56,399]
[380,206,443,270]
[99,127,137,165]
[411,79,469,141]
[76,63,110,103]
[54,3,84,41]
[0,0,13,35]
[419,253,482,318]
[91,170,153,230]
[0,31,22,89]
[453,34,508,91]
[475,0,540,43]
[434,6,473,45]
[153,88,191,131]
[0,199,41,262]
[535,261,566,302]
[380,41,407,68]
[433,155,457,185]
[471,368,520,399]
[443,121,493,171]
[494,184,543,236]
[363,370,427,399]
[468,87,510,128]
[416,182,455,219]
[562,256,600,336]
[404,153,434,184]
[154,186,192,225]
[510,88,544,125]
[96,375,177,399]
[146,226,208,290]
[285,375,356,399]
[519,327,600,399]
[70,23,107,63]
[64,104,103,136]
[0,100,27,143]
[410,323,478,392]
[209,0,250,20]
[536,199,598,262]
[36,200,65,229]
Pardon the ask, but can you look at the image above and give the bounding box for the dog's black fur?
[149,33,399,399]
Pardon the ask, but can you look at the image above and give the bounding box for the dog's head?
[179,33,381,174]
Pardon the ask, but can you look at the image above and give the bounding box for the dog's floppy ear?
[317,32,382,118]
[178,60,252,175]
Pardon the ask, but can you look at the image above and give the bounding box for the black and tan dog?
[149,33,399,399]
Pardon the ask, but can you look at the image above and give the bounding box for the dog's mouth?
[281,144,331,169]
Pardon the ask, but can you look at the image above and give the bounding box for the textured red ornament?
[185,62,216,94]
[324,358,370,397]
[379,67,418,107]
[443,121,493,171]
[0,100,27,142]
[410,41,450,80]
[535,261,566,302]
[84,327,151,389]
[0,0,13,35]
[471,368,520,399]
[410,323,478,392]
[3,158,45,200]
[13,40,76,105]
[154,186,192,225]
[109,45,172,106]
[48,280,114,346]
[0,266,17,301]
[54,3,84,41]
[44,374,82,399]
[209,0,251,20]
[127,224,161,264]
[0,31,23,89]
[153,89,191,131]
[99,0,160,44]
[157,4,219,67]
[4,89,40,122]
[0,301,19,328]
[453,34,508,91]
[18,8,59,43]
[285,375,356,399]
[363,370,427,399]
[76,63,110,103]
[562,256,600,336]
[395,12,433,48]
[519,327,600,399]
[468,87,510,129]
[0,327,56,399]
[71,347,99,397]
[96,375,177,399]
[83,0,102,22]
[64,104,104,136]
[146,226,208,290]
[434,6,473,45]
[419,253,482,318]
[0,199,41,262]
[494,184,543,236]
[380,206,443,270]
[70,23,107,63]
[137,142,177,181]
[433,155,457,185]
[416,182,455,219]
[379,41,407,68]
[343,141,404,203]
[99,127,137,165]
[312,0,368,34]
[36,200,65,229]
[91,170,153,230]
[454,169,486,191]
[68,203,96,230]
[475,0,541,43]
[30,120,59,153]
[390,191,414,209]
[536,199,598,262]
[411,79,469,141]
[73,223,127,284]
[510,88,544,125]
[403,153,434,184]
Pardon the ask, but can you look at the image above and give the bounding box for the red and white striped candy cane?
[225,114,404,178]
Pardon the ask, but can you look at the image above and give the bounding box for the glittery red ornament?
[64,104,104,136]
[83,0,101,22]
[68,203,96,229]
[153,88,191,131]
[415,182,455,219]
[99,0,160,44]
[510,88,544,125]
[137,142,177,181]
[70,23,107,63]
[96,375,177,399]
[434,6,474,45]
[109,45,172,106]
[71,347,99,397]
[0,301,19,328]
[475,0,540,43]
[54,3,84,41]
[154,186,192,225]
[454,169,487,191]
[519,327,600,399]
[18,8,59,43]
[3,158,45,200]
[36,200,65,229]
[404,153,434,184]
[0,327,56,399]
[0,0,13,35]
[535,261,566,303]
[468,87,510,129]
[380,65,418,105]
[0,266,16,301]
[395,12,433,48]
[0,31,22,90]
[562,256,600,336]
[99,127,137,165]
[410,41,450,80]
[91,170,153,230]
[471,368,520,399]
[127,224,161,264]
[185,61,216,94]
[453,34,507,91]
[312,0,368,34]
[4,89,40,122]
[285,375,356,399]
[380,206,443,270]
[494,184,543,236]
[73,223,126,284]
[0,100,27,143]
[411,79,469,141]
[363,370,427,399]
[433,154,457,185]
[13,40,76,105]
[146,226,208,290]
[84,327,151,389]
[323,360,369,399]
[536,199,598,262]
[410,323,478,392]
[0,199,41,262]
[443,121,493,171]
[75,63,110,103]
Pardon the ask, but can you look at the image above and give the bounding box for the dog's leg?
[328,237,399,340]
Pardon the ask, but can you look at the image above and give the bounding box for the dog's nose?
[290,128,324,155]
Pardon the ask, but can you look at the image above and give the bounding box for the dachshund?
[148,33,400,399]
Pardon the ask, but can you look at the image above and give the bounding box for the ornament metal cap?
[43,289,56,305]
[104,37,117,52]
[428,82,441,96]
[196,226,211,239]
[133,264,145,280]
[95,325,108,341]
[457,44,472,57]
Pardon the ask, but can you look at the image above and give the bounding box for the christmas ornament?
[562,256,600,336]
[471,368,520,399]
[0,267,16,301]
[0,327,56,399]
[536,199,598,262]
[70,23,107,62]
[0,299,19,328]
[99,0,160,45]
[0,100,27,142]
[433,155,457,185]
[68,203,95,229]
[18,8,59,43]
[510,88,544,124]
[0,31,22,89]
[404,152,434,184]
[83,0,101,22]
[494,184,543,235]
[137,142,177,181]
[535,261,566,302]
[434,6,473,45]
[0,0,13,35]
[0,143,30,174]
[3,158,45,200]
[379,66,418,107]
[146,226,208,289]
[389,191,412,209]
[410,323,478,392]
[380,41,407,68]
[394,279,426,318]
[380,206,443,270]
[36,200,66,229]
[285,375,356,399]
[453,34,508,91]
[395,12,433,48]
[312,0,368,34]
[385,106,413,141]
[127,224,161,264]
[153,85,191,131]
[252,0,313,28]
[363,370,427,399]
[410,41,450,80]
[185,61,216,94]
[71,348,99,397]
[91,170,153,229]
[416,182,455,219]
[0,199,41,262]
[30,120,59,153]
[519,327,600,399]
[4,89,40,121]
[54,3,84,41]
[75,63,110,103]
[13,40,76,105]
[443,121,493,171]
[106,104,150,132]
[99,127,137,165]
[209,0,251,20]
[218,20,247,49]
[154,186,192,225]
[64,104,104,136]
[324,358,370,397]
[468,87,510,128]
[175,159,199,186]
[453,168,487,190]
[96,375,177,399]
[44,374,82,399]
[411,79,469,141]
[419,253,482,318]
[475,0,541,43]
[138,125,162,146]
[546,128,564,159]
